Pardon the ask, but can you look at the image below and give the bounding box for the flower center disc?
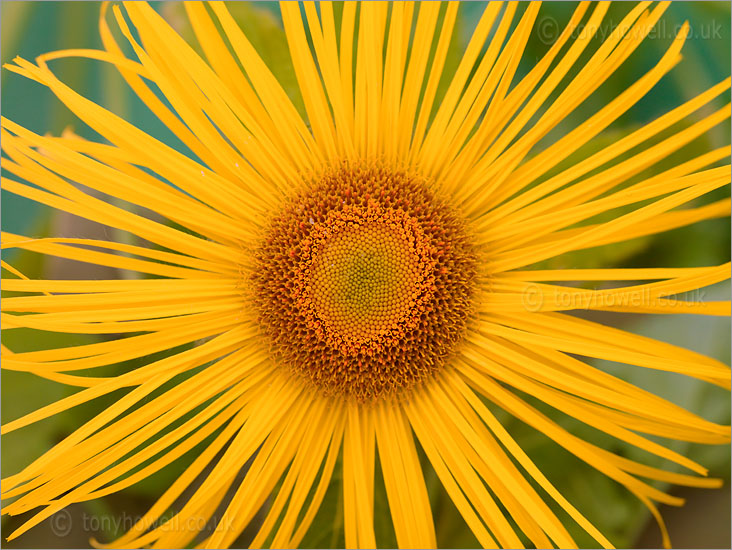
[253,163,476,402]
[308,221,428,343]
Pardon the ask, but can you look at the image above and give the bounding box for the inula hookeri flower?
[2,1,730,548]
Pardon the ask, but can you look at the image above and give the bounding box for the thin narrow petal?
[374,402,436,548]
[343,403,376,549]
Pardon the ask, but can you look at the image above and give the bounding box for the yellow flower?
[2,1,730,548]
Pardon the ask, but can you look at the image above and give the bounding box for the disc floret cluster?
[253,163,478,401]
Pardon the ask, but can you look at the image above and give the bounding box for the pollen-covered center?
[295,203,437,355]
[308,222,425,342]
[253,163,476,401]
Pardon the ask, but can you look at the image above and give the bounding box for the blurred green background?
[1,2,730,548]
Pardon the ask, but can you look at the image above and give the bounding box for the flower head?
[1,2,730,549]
